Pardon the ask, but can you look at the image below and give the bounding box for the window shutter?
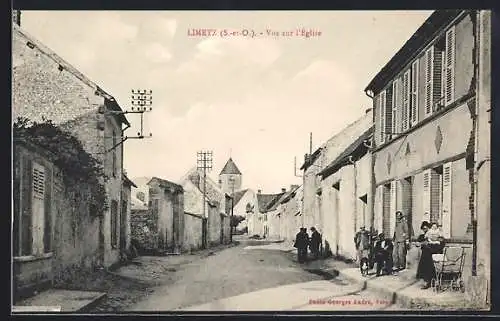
[422,169,431,223]
[392,81,397,136]
[43,167,52,253]
[379,91,386,144]
[385,86,393,140]
[433,51,444,112]
[21,157,33,256]
[389,180,398,238]
[424,47,434,118]
[411,60,419,126]
[445,26,456,106]
[402,70,410,131]
[442,162,452,238]
[32,162,45,255]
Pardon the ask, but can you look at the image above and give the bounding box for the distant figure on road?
[294,228,309,263]
[392,211,409,272]
[309,227,322,260]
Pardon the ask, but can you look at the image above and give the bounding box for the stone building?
[300,111,373,258]
[247,190,279,237]
[278,186,304,242]
[13,138,103,300]
[12,16,132,268]
[365,10,490,297]
[317,123,373,260]
[147,177,184,253]
[230,188,261,233]
[218,158,242,195]
[180,168,230,248]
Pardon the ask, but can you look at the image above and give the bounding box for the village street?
[91,237,397,312]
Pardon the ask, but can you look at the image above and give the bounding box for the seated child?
[425,223,443,244]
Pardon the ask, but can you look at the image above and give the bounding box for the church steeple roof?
[220,158,241,175]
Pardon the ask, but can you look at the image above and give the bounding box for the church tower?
[219,158,242,195]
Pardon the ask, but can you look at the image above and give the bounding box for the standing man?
[393,211,410,273]
[294,228,309,263]
[309,227,322,260]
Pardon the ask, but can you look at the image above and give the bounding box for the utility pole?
[229,176,235,243]
[103,89,153,153]
[197,151,213,249]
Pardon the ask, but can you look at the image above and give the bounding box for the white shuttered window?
[422,169,431,223]
[424,47,434,118]
[441,162,452,238]
[411,60,419,126]
[444,26,456,106]
[402,69,411,131]
[379,90,386,144]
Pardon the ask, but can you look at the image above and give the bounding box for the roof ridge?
[13,24,115,101]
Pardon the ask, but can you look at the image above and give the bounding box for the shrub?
[13,117,108,217]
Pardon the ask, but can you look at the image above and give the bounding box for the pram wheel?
[431,278,441,293]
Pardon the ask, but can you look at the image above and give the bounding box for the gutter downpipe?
[348,156,358,247]
[365,89,376,237]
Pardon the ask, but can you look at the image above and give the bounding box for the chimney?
[12,10,21,26]
[257,189,262,194]
[281,188,286,193]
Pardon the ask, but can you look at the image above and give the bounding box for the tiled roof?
[265,192,288,212]
[319,126,374,179]
[256,193,279,213]
[12,24,129,126]
[220,158,242,175]
[183,169,225,206]
[300,147,323,170]
[231,189,248,207]
[148,177,183,193]
[123,174,137,188]
[280,185,302,204]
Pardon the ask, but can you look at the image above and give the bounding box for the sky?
[20,10,433,193]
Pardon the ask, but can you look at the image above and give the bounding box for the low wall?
[183,212,203,252]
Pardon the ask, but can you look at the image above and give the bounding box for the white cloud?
[144,42,173,63]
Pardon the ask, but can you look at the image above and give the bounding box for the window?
[402,69,411,131]
[112,129,117,177]
[410,60,419,127]
[392,79,400,136]
[422,162,452,238]
[378,91,386,144]
[444,26,456,106]
[424,39,445,119]
[111,200,118,248]
[15,160,52,257]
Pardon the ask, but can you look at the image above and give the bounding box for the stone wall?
[182,212,203,252]
[13,141,101,300]
[130,209,158,252]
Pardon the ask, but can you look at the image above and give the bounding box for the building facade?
[365,10,490,294]
[12,19,131,268]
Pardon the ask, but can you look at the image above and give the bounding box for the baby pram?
[431,246,467,293]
